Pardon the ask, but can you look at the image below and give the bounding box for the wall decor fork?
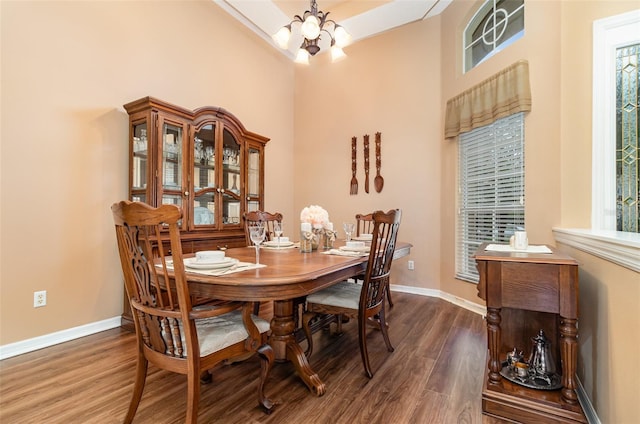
[350,136,358,195]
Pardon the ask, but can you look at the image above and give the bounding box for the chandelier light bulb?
[273,26,291,49]
[301,15,321,39]
[334,26,351,48]
[294,48,310,65]
[330,45,347,62]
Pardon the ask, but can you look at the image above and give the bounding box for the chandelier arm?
[320,28,335,43]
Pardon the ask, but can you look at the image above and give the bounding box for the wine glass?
[249,224,266,265]
[343,222,355,242]
[273,222,283,247]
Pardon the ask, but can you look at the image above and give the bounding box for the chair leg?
[336,314,344,334]
[386,285,394,308]
[185,366,201,424]
[253,301,261,316]
[200,370,212,384]
[379,306,395,353]
[358,317,374,379]
[124,351,148,424]
[257,344,275,413]
[301,311,315,358]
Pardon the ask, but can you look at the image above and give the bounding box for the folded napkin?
[485,244,552,254]
[162,261,266,276]
[322,249,369,257]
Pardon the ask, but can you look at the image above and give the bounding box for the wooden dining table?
[179,240,412,396]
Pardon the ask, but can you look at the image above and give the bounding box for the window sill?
[552,228,640,273]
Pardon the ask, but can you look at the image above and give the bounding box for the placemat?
[485,244,552,254]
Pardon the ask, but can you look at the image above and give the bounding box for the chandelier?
[273,0,351,64]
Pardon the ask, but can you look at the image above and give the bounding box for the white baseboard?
[0,316,122,360]
[576,376,601,424]
[390,284,487,316]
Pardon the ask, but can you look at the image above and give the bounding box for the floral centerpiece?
[300,205,335,250]
[300,205,329,229]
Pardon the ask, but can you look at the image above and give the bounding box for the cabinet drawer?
[500,262,559,313]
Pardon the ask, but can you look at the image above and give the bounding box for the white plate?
[352,236,372,242]
[339,245,370,253]
[184,257,238,270]
[263,240,294,247]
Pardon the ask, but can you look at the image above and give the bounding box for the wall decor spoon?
[374,132,384,193]
[364,134,370,193]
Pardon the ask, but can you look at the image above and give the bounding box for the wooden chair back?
[360,209,402,317]
[355,213,375,237]
[242,210,283,245]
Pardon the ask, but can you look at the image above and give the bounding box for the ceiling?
[214,0,453,59]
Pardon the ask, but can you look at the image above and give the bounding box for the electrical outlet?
[34,290,47,308]
[408,260,414,270]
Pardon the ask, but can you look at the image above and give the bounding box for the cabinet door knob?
[184,191,189,196]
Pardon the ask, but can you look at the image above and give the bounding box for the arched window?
[463,0,524,73]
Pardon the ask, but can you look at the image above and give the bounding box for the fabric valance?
[445,60,531,139]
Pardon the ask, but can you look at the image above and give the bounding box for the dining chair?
[242,210,284,315]
[355,212,394,308]
[355,213,375,237]
[111,200,274,424]
[242,210,283,246]
[302,209,402,378]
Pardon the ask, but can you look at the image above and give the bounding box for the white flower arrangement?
[300,205,330,230]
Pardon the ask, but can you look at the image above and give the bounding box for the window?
[456,113,525,282]
[463,0,524,73]
[615,44,639,232]
[593,10,640,234]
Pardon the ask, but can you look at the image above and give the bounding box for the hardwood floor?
[0,293,510,423]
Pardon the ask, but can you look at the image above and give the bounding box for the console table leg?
[560,317,579,404]
[486,307,502,385]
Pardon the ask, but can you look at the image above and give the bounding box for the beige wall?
[0,1,296,344]
[293,18,443,291]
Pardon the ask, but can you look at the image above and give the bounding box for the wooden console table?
[474,244,587,423]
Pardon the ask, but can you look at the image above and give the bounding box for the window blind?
[456,112,525,282]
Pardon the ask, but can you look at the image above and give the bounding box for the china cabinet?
[474,244,586,423]
[122,96,269,327]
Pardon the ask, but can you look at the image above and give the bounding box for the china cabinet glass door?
[193,124,216,227]
[247,146,262,212]
[222,128,241,226]
[160,119,185,209]
[131,121,148,203]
